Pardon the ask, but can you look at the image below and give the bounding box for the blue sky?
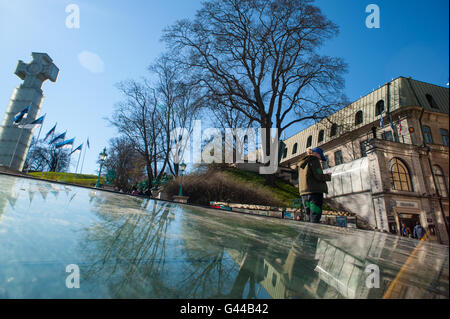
[0,0,448,174]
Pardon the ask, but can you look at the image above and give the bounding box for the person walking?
[298,148,332,224]
[413,222,426,240]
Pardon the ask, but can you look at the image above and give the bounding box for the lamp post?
[178,161,187,196]
[95,147,108,188]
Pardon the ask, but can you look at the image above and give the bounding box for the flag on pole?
[43,123,57,142]
[56,138,75,149]
[50,132,66,144]
[69,144,83,156]
[379,115,384,128]
[398,120,402,135]
[87,138,90,149]
[12,106,30,125]
[389,116,395,130]
[17,115,45,129]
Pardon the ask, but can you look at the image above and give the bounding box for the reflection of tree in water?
[80,195,175,297]
[177,210,298,299]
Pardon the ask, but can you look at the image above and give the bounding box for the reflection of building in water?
[228,230,448,299]
[279,77,449,244]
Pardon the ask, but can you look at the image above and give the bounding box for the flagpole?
[9,127,24,169]
[80,138,88,174]
[64,139,74,182]
[75,145,83,175]
[41,128,55,180]
[26,115,45,173]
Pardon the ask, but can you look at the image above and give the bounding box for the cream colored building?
[280,77,449,244]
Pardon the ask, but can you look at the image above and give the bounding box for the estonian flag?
[44,123,57,142]
[379,115,384,128]
[69,144,83,156]
[18,115,45,129]
[12,106,30,125]
[56,138,75,149]
[50,132,66,144]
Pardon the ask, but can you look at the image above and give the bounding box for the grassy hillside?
[28,172,105,187]
[164,167,300,207]
[225,168,299,207]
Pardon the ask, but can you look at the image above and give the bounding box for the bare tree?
[24,135,70,172]
[103,137,146,191]
[149,55,203,176]
[109,80,164,186]
[163,0,348,181]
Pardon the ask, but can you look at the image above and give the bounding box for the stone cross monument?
[0,52,59,171]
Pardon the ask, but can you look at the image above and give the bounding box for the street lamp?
[96,147,108,188]
[178,161,187,196]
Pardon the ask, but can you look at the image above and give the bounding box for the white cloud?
[78,51,104,74]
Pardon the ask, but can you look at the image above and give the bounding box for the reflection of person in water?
[283,230,321,298]
[228,249,264,299]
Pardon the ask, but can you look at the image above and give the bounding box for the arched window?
[330,123,338,137]
[422,125,433,144]
[389,158,413,192]
[292,143,298,155]
[426,94,439,109]
[375,100,385,116]
[433,165,448,198]
[282,147,288,159]
[355,111,363,125]
[306,135,312,148]
[318,130,324,143]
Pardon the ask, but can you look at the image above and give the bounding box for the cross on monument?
[0,52,59,171]
[15,52,59,89]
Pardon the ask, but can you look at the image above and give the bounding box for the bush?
[164,170,284,207]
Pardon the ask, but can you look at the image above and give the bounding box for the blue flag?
[56,138,75,149]
[44,123,57,142]
[12,106,30,125]
[18,114,45,129]
[50,132,66,144]
[69,144,83,156]
[87,137,90,149]
[390,116,395,130]
[379,115,384,128]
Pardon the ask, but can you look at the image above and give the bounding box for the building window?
[292,143,298,155]
[389,158,413,192]
[360,140,368,157]
[422,125,433,144]
[441,129,449,146]
[426,94,439,109]
[282,147,288,159]
[433,165,448,198]
[318,130,324,143]
[330,123,338,137]
[355,111,363,125]
[375,100,385,116]
[323,155,330,169]
[382,130,394,142]
[306,135,312,148]
[334,150,344,166]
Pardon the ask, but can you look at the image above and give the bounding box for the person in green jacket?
[298,147,332,223]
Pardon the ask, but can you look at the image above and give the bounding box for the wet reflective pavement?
[0,174,448,299]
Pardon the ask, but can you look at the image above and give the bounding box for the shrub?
[164,170,284,207]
